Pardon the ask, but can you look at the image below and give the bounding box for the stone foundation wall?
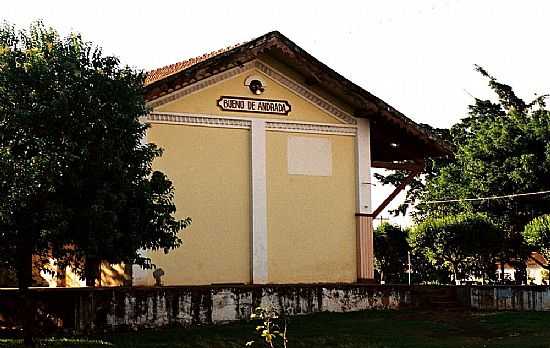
[457,286,550,311]
[0,284,412,334]
[4,285,550,335]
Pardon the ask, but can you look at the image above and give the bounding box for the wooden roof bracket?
[357,160,425,219]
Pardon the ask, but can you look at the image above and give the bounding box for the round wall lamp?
[249,79,264,95]
[244,75,266,95]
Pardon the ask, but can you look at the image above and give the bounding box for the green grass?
[3,310,550,347]
[0,338,113,347]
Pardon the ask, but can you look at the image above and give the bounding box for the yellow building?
[132,31,449,286]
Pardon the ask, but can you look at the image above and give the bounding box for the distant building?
[496,252,549,285]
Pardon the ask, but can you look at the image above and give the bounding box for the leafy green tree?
[407,249,451,285]
[523,214,550,268]
[418,67,550,279]
[378,66,550,281]
[374,223,451,284]
[47,32,191,284]
[418,67,550,224]
[374,223,410,283]
[410,213,504,284]
[0,22,189,345]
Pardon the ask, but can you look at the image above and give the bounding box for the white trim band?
[147,112,356,135]
[148,112,251,129]
[266,121,356,135]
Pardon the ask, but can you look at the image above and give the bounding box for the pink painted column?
[356,213,374,282]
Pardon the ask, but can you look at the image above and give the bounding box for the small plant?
[246,306,287,348]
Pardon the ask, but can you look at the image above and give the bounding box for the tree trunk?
[16,239,35,347]
[124,263,133,287]
[451,263,460,285]
[514,262,527,285]
[56,265,66,287]
[85,258,100,287]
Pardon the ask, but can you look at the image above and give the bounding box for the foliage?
[376,66,550,281]
[379,65,550,227]
[0,21,189,345]
[523,214,550,265]
[416,66,550,278]
[416,67,550,228]
[373,223,449,284]
[407,249,451,284]
[410,213,504,283]
[374,223,410,283]
[0,21,190,282]
[246,307,287,348]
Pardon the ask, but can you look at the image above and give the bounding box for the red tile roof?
[528,252,548,267]
[144,43,244,86]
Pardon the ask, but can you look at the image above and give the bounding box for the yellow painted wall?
[143,59,359,286]
[145,123,251,285]
[266,132,357,283]
[155,62,344,125]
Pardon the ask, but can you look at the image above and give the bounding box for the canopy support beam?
[356,160,424,282]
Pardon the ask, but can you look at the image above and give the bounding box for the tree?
[409,213,504,284]
[418,67,550,224]
[374,223,410,283]
[523,214,550,268]
[377,66,550,281]
[46,30,191,284]
[407,249,451,285]
[0,22,77,346]
[0,22,189,345]
[374,223,451,284]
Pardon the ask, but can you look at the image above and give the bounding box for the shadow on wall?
[0,260,129,288]
[100,262,130,287]
[0,267,17,287]
[0,255,50,288]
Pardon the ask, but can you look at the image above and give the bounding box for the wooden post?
[356,213,374,281]
[356,160,424,283]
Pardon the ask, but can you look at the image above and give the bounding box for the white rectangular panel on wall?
[287,136,332,176]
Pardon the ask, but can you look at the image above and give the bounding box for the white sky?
[4,0,550,226]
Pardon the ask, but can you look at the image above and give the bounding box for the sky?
[3,0,550,226]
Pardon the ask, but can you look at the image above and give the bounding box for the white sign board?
[217,96,291,115]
